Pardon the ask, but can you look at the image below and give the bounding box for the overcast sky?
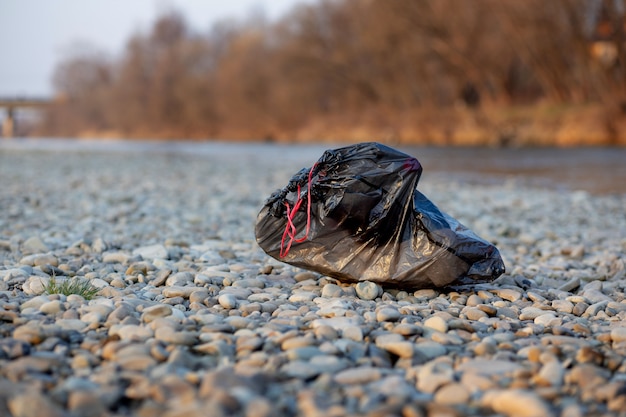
[0,0,307,97]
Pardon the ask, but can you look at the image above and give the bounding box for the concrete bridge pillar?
[2,107,15,138]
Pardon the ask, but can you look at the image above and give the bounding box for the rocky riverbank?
[1,145,625,417]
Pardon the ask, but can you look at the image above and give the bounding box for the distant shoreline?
[2,138,625,195]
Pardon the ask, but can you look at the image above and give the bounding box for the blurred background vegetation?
[35,0,626,146]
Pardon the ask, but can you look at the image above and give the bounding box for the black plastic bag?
[255,142,505,289]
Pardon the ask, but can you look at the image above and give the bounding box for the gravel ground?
[1,143,625,417]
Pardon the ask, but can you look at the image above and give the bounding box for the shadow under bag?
[255,142,505,289]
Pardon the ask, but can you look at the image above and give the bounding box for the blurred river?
[1,138,625,195]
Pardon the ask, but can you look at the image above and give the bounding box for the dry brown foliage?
[37,0,626,145]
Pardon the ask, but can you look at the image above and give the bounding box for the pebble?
[558,276,580,292]
[281,361,320,379]
[458,359,522,376]
[376,307,401,322]
[355,281,381,300]
[534,360,565,387]
[424,316,448,333]
[334,366,381,384]
[482,389,552,417]
[1,145,625,417]
[416,362,454,393]
[464,306,488,321]
[162,286,197,298]
[582,301,608,317]
[133,244,168,260]
[8,391,66,417]
[20,253,59,267]
[552,300,574,314]
[39,299,64,315]
[434,383,470,405]
[218,293,238,309]
[492,288,523,302]
[375,333,414,358]
[342,326,364,342]
[519,307,553,320]
[21,236,50,254]
[413,341,447,360]
[102,252,130,264]
[165,271,194,286]
[112,324,154,342]
[534,313,560,327]
[610,327,626,343]
[154,326,198,345]
[321,283,343,298]
[141,304,173,322]
[572,302,589,316]
[12,325,46,344]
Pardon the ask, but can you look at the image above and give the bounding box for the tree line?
[38,0,626,145]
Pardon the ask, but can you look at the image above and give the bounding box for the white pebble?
[218,294,238,309]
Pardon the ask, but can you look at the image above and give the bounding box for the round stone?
[464,307,488,321]
[482,389,551,417]
[218,294,238,309]
[141,304,173,323]
[424,316,448,333]
[355,281,381,300]
[434,383,470,405]
[376,307,401,322]
[321,283,343,298]
[610,327,626,343]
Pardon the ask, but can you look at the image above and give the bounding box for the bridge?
[0,97,52,137]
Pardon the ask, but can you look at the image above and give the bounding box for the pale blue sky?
[0,0,308,97]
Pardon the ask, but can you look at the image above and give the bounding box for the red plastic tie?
[279,163,316,258]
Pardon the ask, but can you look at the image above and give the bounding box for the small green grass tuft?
[44,275,100,300]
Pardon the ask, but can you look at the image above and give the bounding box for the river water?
[1,138,625,195]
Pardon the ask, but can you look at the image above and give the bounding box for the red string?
[279,164,316,258]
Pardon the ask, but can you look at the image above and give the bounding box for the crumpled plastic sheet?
[255,142,505,289]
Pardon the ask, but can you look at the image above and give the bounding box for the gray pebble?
[154,326,197,345]
[321,283,343,298]
[218,294,238,309]
[141,304,172,322]
[8,391,65,417]
[376,307,401,322]
[3,145,626,417]
[133,244,168,260]
[21,236,50,255]
[165,271,194,286]
[334,366,381,384]
[355,281,381,300]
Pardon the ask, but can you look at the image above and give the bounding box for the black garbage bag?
[255,142,505,289]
